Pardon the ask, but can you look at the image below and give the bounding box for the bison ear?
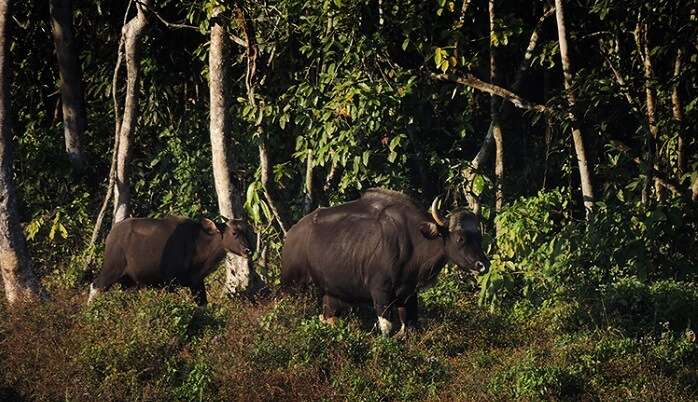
[200,218,220,235]
[419,222,441,239]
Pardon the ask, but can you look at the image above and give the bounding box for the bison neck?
[414,238,448,288]
[193,238,228,282]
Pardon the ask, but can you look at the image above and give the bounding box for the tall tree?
[235,4,292,234]
[671,48,685,180]
[461,6,554,213]
[488,0,505,219]
[112,0,149,224]
[209,9,254,295]
[0,0,42,304]
[554,0,594,215]
[49,0,86,170]
[634,19,659,203]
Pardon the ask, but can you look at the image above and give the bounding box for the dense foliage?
[1,0,697,400]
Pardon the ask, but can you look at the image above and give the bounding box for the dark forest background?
[0,0,697,400]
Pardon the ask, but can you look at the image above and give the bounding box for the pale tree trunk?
[554,0,594,215]
[634,21,660,203]
[209,16,254,297]
[0,0,42,304]
[461,6,554,213]
[489,0,504,218]
[50,0,86,171]
[303,151,315,214]
[671,48,685,180]
[113,0,149,224]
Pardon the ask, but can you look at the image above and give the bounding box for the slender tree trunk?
[672,48,685,180]
[112,1,148,224]
[209,15,255,297]
[50,0,86,171]
[462,6,554,212]
[489,0,504,218]
[0,0,42,304]
[303,151,316,214]
[634,21,660,203]
[554,0,594,215]
[258,132,291,234]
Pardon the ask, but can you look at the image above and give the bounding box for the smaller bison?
[88,216,252,305]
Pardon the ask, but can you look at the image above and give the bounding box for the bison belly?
[282,214,405,304]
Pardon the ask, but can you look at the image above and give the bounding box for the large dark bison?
[281,188,489,336]
[89,216,252,305]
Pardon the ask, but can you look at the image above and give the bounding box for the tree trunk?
[634,21,659,203]
[209,16,254,296]
[303,151,315,214]
[0,0,42,304]
[258,132,292,234]
[489,0,504,218]
[49,0,86,171]
[672,48,685,180]
[461,6,554,212]
[554,0,594,216]
[113,0,149,224]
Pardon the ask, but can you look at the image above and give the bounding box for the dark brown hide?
[281,188,488,335]
[90,216,251,305]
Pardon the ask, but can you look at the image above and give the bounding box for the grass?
[1,269,697,401]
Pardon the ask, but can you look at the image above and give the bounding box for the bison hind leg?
[320,294,349,325]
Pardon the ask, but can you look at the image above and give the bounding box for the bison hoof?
[318,314,337,326]
[377,316,393,336]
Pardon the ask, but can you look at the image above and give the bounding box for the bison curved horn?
[430,196,446,227]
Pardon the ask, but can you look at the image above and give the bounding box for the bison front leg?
[396,294,419,339]
[190,282,208,306]
[371,290,396,337]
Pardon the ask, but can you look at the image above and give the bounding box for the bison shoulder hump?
[361,188,422,210]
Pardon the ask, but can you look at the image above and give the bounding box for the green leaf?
[434,47,443,68]
[389,135,401,151]
[473,174,485,195]
[362,151,370,166]
[388,151,398,163]
[245,183,257,208]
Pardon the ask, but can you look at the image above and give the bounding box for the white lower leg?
[395,321,406,338]
[377,316,392,336]
[88,283,100,303]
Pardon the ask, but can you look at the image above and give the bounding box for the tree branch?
[609,140,680,195]
[431,72,551,114]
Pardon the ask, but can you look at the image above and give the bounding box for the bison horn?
[430,196,446,227]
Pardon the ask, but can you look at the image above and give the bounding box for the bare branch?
[431,72,551,114]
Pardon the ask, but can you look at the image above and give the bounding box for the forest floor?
[0,267,697,401]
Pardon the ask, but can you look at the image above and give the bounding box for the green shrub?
[489,352,582,399]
